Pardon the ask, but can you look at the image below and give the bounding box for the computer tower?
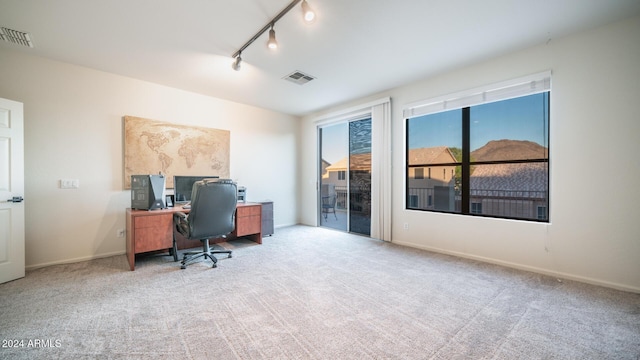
[131,174,166,210]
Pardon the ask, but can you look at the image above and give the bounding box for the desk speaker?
[131,174,166,210]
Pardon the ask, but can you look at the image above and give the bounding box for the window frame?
[404,72,551,223]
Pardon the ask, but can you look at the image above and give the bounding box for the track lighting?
[230,0,316,71]
[267,26,278,49]
[301,0,315,23]
[232,53,242,71]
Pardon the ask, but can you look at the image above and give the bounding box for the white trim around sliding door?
[313,97,392,241]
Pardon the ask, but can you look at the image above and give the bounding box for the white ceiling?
[1,0,639,116]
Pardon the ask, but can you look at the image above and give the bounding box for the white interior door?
[0,98,25,284]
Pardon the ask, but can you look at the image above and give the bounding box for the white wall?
[0,50,299,269]
[299,16,640,292]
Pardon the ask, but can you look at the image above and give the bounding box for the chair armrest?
[173,211,188,221]
[173,211,190,237]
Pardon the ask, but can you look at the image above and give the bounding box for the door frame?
[317,113,372,234]
[0,97,25,284]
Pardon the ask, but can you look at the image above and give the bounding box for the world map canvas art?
[123,116,230,189]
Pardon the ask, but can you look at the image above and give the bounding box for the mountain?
[471,140,548,161]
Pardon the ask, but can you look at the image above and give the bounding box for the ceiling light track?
[231,0,315,70]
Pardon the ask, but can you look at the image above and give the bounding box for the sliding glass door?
[319,122,348,232]
[319,118,371,236]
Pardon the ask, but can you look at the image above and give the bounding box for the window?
[415,168,424,179]
[537,206,547,220]
[405,73,550,222]
[409,195,419,208]
[471,202,483,214]
[338,171,346,180]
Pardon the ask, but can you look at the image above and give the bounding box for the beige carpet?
[1,225,639,359]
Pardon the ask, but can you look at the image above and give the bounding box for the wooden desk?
[126,202,262,271]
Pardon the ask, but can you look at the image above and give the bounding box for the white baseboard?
[25,250,127,271]
[392,240,640,294]
[275,222,298,229]
[23,225,301,271]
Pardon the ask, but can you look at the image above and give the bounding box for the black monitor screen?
[173,175,219,203]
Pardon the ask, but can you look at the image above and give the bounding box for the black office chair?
[173,179,237,269]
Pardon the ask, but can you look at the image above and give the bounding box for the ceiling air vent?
[0,27,34,47]
[283,71,315,85]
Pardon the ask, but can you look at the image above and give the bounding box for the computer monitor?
[173,175,219,203]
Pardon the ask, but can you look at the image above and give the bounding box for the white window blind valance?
[314,97,391,126]
[403,71,551,119]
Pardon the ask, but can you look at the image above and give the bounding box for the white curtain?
[370,101,392,241]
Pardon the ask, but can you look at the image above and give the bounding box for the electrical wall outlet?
[403,222,409,230]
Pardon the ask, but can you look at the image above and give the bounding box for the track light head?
[231,0,318,67]
[232,54,242,71]
[301,0,315,23]
[267,26,278,49]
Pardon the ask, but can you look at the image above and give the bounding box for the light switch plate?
[61,179,80,189]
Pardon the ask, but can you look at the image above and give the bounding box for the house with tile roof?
[469,162,548,220]
[407,146,458,210]
[407,144,548,219]
[321,153,371,212]
[320,154,373,234]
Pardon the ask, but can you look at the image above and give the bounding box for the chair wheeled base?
[181,239,232,269]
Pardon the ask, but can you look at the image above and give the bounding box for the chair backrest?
[187,179,237,240]
[322,195,336,207]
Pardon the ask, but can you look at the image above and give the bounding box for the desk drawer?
[236,205,261,237]
[236,215,261,236]
[134,214,172,253]
[135,215,170,229]
[237,205,261,217]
